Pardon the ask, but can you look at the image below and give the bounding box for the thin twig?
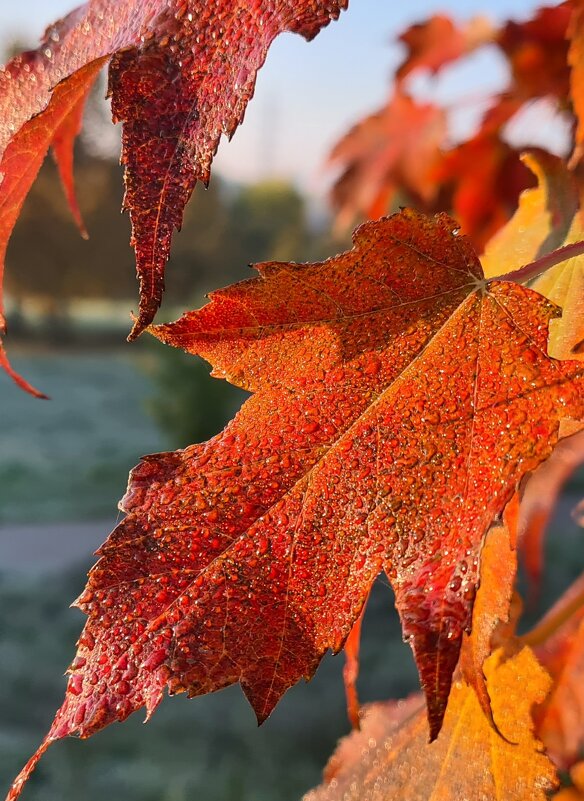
[519,581,584,648]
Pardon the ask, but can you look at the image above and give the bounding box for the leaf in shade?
[532,571,584,769]
[8,210,584,799]
[304,647,557,801]
[395,14,494,83]
[0,0,348,391]
[459,495,520,727]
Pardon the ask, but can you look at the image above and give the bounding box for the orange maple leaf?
[327,90,447,230]
[8,210,584,799]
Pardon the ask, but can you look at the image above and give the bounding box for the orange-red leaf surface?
[0,0,348,390]
[395,14,494,83]
[327,91,447,230]
[9,210,584,799]
[305,647,557,801]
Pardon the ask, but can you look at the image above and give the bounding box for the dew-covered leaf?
[0,0,348,391]
[8,209,584,798]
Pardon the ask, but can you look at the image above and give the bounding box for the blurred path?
[0,520,116,575]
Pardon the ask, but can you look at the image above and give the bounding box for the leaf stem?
[488,239,584,285]
[519,580,584,648]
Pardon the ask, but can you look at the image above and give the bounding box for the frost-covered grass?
[0,348,165,524]
[0,570,416,801]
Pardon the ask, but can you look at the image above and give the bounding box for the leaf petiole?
[488,239,584,285]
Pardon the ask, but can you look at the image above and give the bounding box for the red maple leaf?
[498,1,572,103]
[430,98,537,252]
[327,3,575,251]
[395,14,495,83]
[8,209,584,800]
[327,90,447,229]
[0,0,347,391]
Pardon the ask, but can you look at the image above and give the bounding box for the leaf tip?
[0,346,48,399]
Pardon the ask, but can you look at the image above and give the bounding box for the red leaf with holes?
[8,210,584,799]
[0,0,347,391]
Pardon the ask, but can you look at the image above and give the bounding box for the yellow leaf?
[305,647,557,801]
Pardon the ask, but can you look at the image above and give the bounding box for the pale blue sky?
[1,0,546,193]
